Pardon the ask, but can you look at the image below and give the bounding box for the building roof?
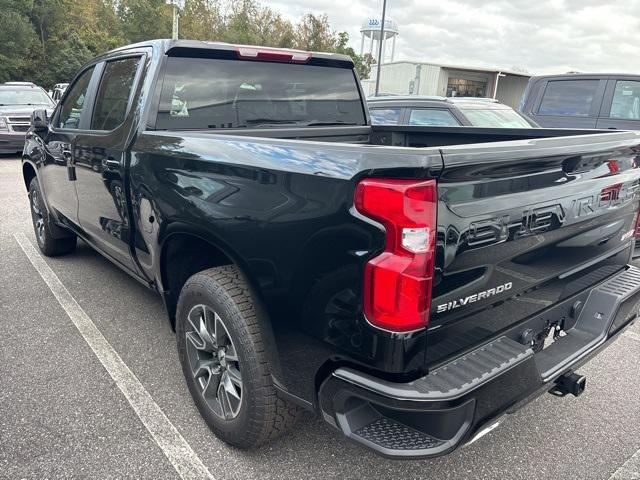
[376,61,532,77]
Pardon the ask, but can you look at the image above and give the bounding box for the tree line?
[0,0,375,88]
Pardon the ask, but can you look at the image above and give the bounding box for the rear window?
[538,80,599,117]
[459,107,533,128]
[156,57,366,129]
[408,108,460,126]
[369,108,401,125]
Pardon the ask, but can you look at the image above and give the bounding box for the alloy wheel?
[185,304,243,420]
[31,189,45,244]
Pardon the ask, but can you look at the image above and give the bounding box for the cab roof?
[102,39,355,68]
[368,95,512,109]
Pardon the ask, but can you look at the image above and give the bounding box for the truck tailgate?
[428,131,640,366]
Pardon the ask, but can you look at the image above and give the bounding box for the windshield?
[0,89,53,107]
[459,107,533,128]
[156,57,366,129]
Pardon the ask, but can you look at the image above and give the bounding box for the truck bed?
[181,124,614,148]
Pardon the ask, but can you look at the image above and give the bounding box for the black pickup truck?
[22,40,640,459]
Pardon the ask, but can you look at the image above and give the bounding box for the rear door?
[428,132,640,366]
[596,77,640,130]
[529,77,606,128]
[74,52,147,274]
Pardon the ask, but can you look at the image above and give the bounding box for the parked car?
[368,95,538,128]
[520,73,640,129]
[22,39,640,459]
[0,82,54,154]
[49,83,69,103]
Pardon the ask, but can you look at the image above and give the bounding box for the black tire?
[176,265,301,449]
[28,177,77,257]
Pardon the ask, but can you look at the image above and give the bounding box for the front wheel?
[28,177,77,257]
[176,265,301,448]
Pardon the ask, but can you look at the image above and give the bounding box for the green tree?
[334,32,375,80]
[180,0,224,41]
[0,0,373,86]
[117,0,172,44]
[294,14,335,52]
[0,7,38,83]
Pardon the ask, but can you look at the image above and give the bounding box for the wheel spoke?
[224,343,239,362]
[31,192,41,215]
[221,371,242,416]
[192,358,216,379]
[213,312,227,346]
[186,305,215,351]
[202,368,222,399]
[216,372,240,419]
[225,365,242,387]
[217,380,232,419]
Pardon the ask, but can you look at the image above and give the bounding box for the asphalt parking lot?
[1,155,640,480]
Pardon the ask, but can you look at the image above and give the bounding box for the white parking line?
[624,330,640,343]
[14,233,215,480]
[609,449,640,479]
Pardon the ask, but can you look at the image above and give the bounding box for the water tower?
[360,18,399,64]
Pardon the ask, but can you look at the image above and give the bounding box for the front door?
[74,54,145,274]
[39,65,97,227]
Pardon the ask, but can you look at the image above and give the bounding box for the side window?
[409,109,461,126]
[538,80,599,117]
[57,67,95,129]
[91,57,141,131]
[609,80,640,120]
[369,108,402,125]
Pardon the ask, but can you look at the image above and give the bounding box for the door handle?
[607,127,618,130]
[104,158,120,170]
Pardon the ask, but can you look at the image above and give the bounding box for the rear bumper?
[0,131,25,153]
[319,265,640,459]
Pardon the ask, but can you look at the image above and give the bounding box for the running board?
[335,336,532,402]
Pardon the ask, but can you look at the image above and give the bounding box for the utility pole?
[172,4,179,39]
[166,0,184,40]
[374,0,387,97]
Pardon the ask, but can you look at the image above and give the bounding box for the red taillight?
[607,159,620,175]
[635,209,640,239]
[355,178,437,332]
[236,47,311,63]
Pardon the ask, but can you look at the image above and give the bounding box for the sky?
[268,0,640,75]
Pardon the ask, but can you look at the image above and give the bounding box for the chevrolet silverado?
[22,39,640,458]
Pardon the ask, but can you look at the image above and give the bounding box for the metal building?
[361,61,531,109]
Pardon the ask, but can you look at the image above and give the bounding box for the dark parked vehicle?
[0,82,54,154]
[22,40,640,459]
[368,95,537,128]
[520,73,640,130]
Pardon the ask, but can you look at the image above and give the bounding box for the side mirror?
[31,109,49,132]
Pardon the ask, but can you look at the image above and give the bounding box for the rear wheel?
[28,178,77,256]
[176,265,301,448]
